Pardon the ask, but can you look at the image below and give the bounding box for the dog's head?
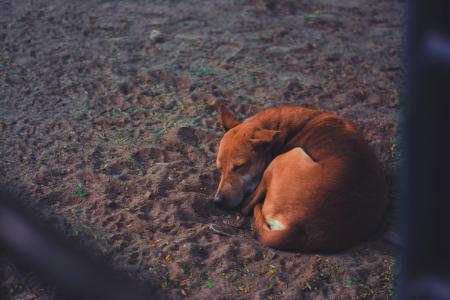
[214,104,280,209]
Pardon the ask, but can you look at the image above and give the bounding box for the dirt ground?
[0,0,402,299]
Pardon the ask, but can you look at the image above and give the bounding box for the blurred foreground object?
[402,0,450,299]
[0,187,163,300]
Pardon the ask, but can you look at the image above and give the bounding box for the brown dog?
[215,104,387,252]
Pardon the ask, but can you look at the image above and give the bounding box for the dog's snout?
[213,193,224,204]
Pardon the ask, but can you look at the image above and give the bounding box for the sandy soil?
[0,0,402,299]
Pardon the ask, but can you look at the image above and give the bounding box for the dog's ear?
[220,104,240,132]
[250,130,280,148]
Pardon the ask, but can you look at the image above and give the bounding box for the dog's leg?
[240,181,267,216]
[253,204,306,251]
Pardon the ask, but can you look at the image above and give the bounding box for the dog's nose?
[213,193,224,204]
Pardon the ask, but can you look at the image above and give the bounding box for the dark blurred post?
[402,0,450,299]
[0,187,162,300]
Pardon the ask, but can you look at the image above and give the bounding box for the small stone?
[150,30,160,39]
[149,30,164,43]
[203,94,217,108]
[144,191,151,199]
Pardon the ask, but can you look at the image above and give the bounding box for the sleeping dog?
[214,104,387,252]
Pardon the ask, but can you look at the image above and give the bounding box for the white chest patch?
[266,216,286,231]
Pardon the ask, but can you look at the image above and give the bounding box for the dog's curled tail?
[253,204,306,252]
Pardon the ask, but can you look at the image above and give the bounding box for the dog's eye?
[232,162,246,172]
